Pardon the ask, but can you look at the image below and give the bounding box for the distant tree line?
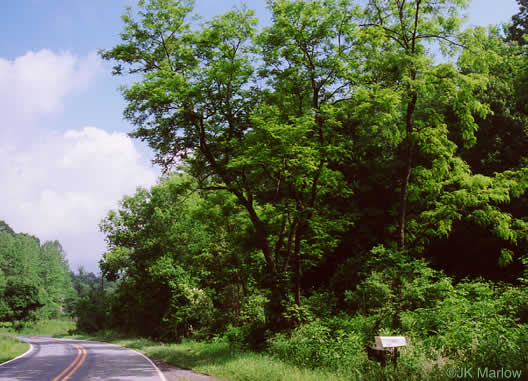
[0,220,111,328]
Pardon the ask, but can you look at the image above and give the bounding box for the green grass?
[61,332,456,380]
[0,319,76,337]
[64,333,353,381]
[0,334,30,364]
[14,319,76,336]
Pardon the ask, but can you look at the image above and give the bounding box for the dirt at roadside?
[151,358,220,381]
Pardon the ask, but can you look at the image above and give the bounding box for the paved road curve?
[0,336,167,381]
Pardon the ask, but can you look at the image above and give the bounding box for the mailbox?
[367,336,407,367]
[375,336,406,348]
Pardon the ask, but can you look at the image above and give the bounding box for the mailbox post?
[367,336,407,367]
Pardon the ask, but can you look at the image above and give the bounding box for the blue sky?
[0,0,520,273]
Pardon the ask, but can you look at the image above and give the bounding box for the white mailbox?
[374,336,407,348]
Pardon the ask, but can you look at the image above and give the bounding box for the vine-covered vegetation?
[75,0,527,377]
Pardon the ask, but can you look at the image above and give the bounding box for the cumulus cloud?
[0,49,99,128]
[1,127,157,271]
[0,49,158,272]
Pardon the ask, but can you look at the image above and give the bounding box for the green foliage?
[509,0,528,45]
[269,319,364,372]
[38,241,74,319]
[74,288,108,334]
[0,221,15,236]
[223,321,269,352]
[151,257,214,341]
[2,319,76,337]
[97,174,266,338]
[239,294,268,325]
[402,281,528,370]
[345,246,453,323]
[2,279,43,327]
[89,1,528,378]
[304,290,337,320]
[0,224,74,327]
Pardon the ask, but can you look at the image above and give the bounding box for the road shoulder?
[151,358,219,381]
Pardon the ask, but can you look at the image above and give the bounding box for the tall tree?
[509,0,528,45]
[420,26,528,275]
[0,222,75,324]
[101,0,353,327]
[100,0,528,329]
[359,0,493,249]
[39,241,74,318]
[0,220,15,236]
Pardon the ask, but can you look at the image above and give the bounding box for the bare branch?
[415,34,467,49]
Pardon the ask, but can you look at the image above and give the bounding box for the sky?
[0,0,520,273]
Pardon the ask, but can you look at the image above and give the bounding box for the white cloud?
[0,49,158,272]
[0,49,99,128]
[1,127,158,272]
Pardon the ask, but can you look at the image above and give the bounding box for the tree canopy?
[0,222,75,326]
[96,0,528,351]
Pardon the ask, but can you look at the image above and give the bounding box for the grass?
[13,319,76,336]
[61,332,455,381]
[64,333,352,381]
[0,334,29,364]
[1,321,450,380]
[0,319,75,364]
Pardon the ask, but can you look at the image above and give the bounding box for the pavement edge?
[0,337,34,368]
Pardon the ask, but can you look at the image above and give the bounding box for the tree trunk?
[265,272,289,330]
[293,223,305,306]
[398,73,417,249]
[398,143,413,249]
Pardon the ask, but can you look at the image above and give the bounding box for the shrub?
[268,319,363,371]
[305,290,338,319]
[402,281,528,370]
[344,245,454,333]
[223,321,270,352]
[239,294,268,325]
[223,324,248,349]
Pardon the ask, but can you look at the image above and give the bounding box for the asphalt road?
[0,336,167,381]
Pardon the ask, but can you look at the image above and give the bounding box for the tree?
[357,0,499,249]
[99,174,214,337]
[99,174,254,338]
[101,0,528,334]
[0,220,15,236]
[0,222,75,324]
[456,26,528,174]
[101,0,354,328]
[416,26,528,276]
[39,241,74,318]
[509,0,528,45]
[0,268,8,321]
[2,279,43,325]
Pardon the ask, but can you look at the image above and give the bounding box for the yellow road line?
[62,344,87,381]
[51,343,86,381]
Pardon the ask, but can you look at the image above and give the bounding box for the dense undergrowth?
[74,247,527,379]
[224,248,528,378]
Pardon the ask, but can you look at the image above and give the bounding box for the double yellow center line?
[51,343,87,381]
